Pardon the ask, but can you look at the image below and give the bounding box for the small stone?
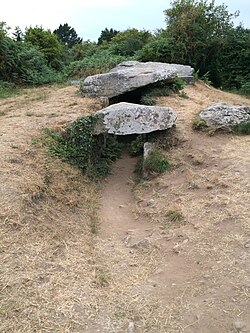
[127,321,136,333]
[233,321,246,332]
[131,239,150,249]
[119,205,125,208]
[172,244,180,254]
[147,199,155,207]
[244,240,250,248]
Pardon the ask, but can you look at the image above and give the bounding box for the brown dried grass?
[0,83,249,332]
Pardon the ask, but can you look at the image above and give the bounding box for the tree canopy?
[53,23,82,48]
[97,28,119,45]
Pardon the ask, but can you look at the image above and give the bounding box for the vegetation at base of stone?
[192,116,208,131]
[128,134,147,156]
[43,116,123,179]
[140,95,156,106]
[144,149,169,174]
[1,0,249,95]
[134,157,144,175]
[232,122,250,135]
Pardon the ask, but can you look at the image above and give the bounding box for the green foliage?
[232,122,250,135]
[171,77,185,92]
[0,37,63,84]
[134,156,144,175]
[136,32,175,62]
[192,116,208,130]
[220,26,250,91]
[97,28,119,45]
[144,149,169,174]
[128,135,147,156]
[140,94,156,105]
[140,78,185,100]
[0,81,21,98]
[65,49,128,78]
[110,28,152,56]
[25,26,63,69]
[53,23,82,48]
[44,116,123,179]
[240,82,250,96]
[164,0,238,86]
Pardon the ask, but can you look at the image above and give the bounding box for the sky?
[1,0,249,41]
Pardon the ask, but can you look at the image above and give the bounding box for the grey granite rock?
[94,102,176,135]
[82,61,194,98]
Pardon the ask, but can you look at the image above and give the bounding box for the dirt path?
[100,153,138,238]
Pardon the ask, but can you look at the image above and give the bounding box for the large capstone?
[82,61,194,98]
[94,102,177,135]
[199,103,250,129]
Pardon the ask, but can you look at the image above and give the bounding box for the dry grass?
[0,82,249,332]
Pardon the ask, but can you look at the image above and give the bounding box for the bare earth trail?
[100,154,139,238]
[0,82,249,333]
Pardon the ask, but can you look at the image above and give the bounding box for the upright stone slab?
[94,102,177,135]
[82,61,194,98]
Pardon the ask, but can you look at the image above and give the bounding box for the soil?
[0,82,249,333]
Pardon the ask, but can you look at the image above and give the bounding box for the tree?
[110,28,152,56]
[220,25,250,90]
[53,23,82,48]
[25,26,63,69]
[97,28,119,45]
[12,26,23,42]
[164,0,238,85]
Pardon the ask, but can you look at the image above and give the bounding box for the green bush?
[192,116,208,131]
[128,135,147,156]
[140,94,156,105]
[64,49,128,78]
[44,116,123,179]
[232,122,250,135]
[144,149,169,174]
[240,82,250,96]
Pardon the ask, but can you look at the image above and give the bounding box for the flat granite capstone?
[82,61,194,98]
[94,102,177,135]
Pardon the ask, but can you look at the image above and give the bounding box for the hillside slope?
[0,82,249,333]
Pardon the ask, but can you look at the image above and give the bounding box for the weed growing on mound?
[144,149,169,174]
[232,122,250,135]
[43,115,122,179]
[192,116,208,131]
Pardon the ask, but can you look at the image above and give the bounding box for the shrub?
[128,135,147,156]
[44,116,123,179]
[140,94,156,105]
[192,116,208,131]
[64,49,128,79]
[232,122,250,135]
[144,149,169,174]
[240,82,250,96]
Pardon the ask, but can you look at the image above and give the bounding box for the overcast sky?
[2,0,249,41]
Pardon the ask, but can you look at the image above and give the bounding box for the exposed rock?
[143,143,155,179]
[131,239,150,249]
[146,198,156,207]
[94,102,176,135]
[233,321,247,332]
[127,321,136,333]
[82,60,194,98]
[244,239,250,248]
[143,142,155,160]
[199,103,250,130]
